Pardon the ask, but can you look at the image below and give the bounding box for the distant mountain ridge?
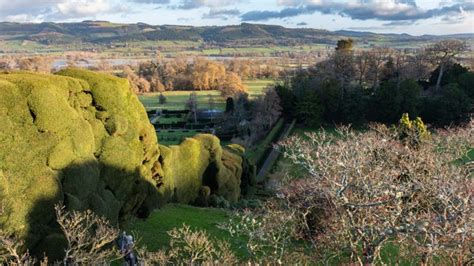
[0,21,472,48]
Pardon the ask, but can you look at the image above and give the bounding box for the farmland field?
[139,79,275,111]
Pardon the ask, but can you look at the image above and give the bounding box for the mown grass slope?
[127,204,250,259]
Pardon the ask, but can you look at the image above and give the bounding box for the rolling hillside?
[0,21,472,54]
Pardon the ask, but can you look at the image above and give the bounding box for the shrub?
[54,203,120,264]
[421,83,471,126]
[158,93,167,104]
[280,123,472,264]
[370,79,421,123]
[224,201,306,263]
[0,70,255,259]
[396,113,430,147]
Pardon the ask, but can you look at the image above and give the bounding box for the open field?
[139,79,275,111]
[140,90,225,111]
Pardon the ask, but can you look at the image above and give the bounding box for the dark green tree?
[159,93,167,104]
[370,79,421,123]
[274,83,296,119]
[458,72,474,98]
[295,91,324,127]
[421,83,471,125]
[225,97,235,113]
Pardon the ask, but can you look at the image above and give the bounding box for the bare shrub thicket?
[137,224,237,265]
[0,203,120,265]
[54,204,121,264]
[2,202,239,265]
[278,120,473,264]
[223,201,308,264]
[0,230,36,265]
[0,200,40,265]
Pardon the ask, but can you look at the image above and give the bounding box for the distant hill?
[0,21,472,53]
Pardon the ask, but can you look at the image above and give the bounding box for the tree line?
[0,55,283,99]
[275,39,473,127]
[122,57,282,96]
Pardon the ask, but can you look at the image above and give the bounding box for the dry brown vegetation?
[55,204,120,264]
[277,118,473,264]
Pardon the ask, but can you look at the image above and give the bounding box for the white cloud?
[176,0,243,9]
[57,0,113,17]
[0,0,127,22]
[4,14,45,23]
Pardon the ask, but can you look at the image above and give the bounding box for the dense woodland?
[276,39,473,127]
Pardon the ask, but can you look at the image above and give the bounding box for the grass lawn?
[124,204,415,264]
[158,130,201,145]
[244,79,275,97]
[463,148,474,163]
[139,90,225,111]
[156,115,186,124]
[126,204,250,259]
[138,79,276,111]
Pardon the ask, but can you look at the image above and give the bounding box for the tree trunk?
[421,252,430,266]
[363,244,375,265]
[372,70,379,91]
[435,64,444,92]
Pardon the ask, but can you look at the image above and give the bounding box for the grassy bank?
[126,204,250,259]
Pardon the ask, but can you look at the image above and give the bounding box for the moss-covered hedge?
[158,134,246,204]
[0,69,254,258]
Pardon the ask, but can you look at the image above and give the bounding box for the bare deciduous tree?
[95,58,113,72]
[16,56,53,73]
[0,230,36,265]
[331,48,355,94]
[0,56,16,71]
[55,204,120,265]
[249,87,282,143]
[426,40,468,91]
[279,121,473,264]
[186,92,198,124]
[167,224,237,265]
[355,51,371,87]
[224,201,301,263]
[367,47,392,90]
[0,200,36,266]
[122,65,151,94]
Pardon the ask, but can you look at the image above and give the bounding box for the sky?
[0,0,473,35]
